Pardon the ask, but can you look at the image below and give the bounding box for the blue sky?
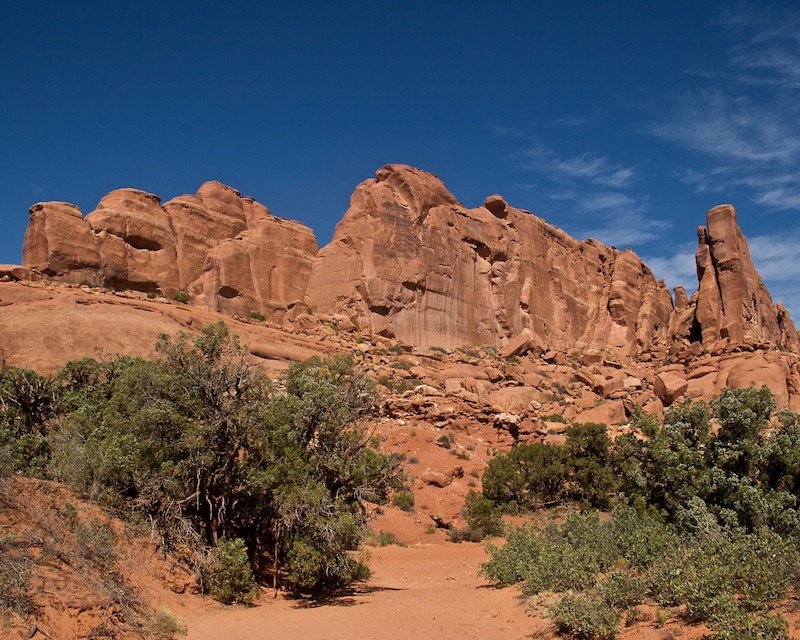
[3,1,800,315]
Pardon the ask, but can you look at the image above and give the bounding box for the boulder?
[574,400,626,426]
[719,353,790,410]
[498,330,543,359]
[654,371,688,406]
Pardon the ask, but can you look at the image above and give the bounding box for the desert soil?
[166,543,536,640]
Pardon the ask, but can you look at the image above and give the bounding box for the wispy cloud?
[748,232,800,313]
[523,144,636,189]
[653,7,800,212]
[516,141,663,246]
[552,115,588,127]
[643,243,699,294]
[578,211,671,247]
[748,233,800,283]
[723,9,800,89]
[653,90,800,164]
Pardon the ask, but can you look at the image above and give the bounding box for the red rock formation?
[86,189,180,295]
[305,164,673,354]
[17,166,798,358]
[190,215,318,323]
[22,183,318,322]
[22,202,102,284]
[681,204,797,351]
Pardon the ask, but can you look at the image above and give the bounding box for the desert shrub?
[0,534,33,618]
[75,519,119,574]
[542,413,568,423]
[171,291,191,304]
[436,433,452,449]
[597,571,645,609]
[373,530,405,547]
[0,365,56,476]
[44,322,404,595]
[482,442,568,510]
[548,592,619,640]
[483,500,797,640]
[458,347,480,358]
[248,311,266,322]
[147,606,188,639]
[392,378,423,393]
[392,490,415,512]
[208,538,259,605]
[446,526,484,543]
[463,489,503,537]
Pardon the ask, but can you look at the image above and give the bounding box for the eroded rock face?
[679,204,797,351]
[18,166,798,358]
[305,164,674,353]
[22,202,102,284]
[190,215,318,323]
[87,189,179,295]
[22,183,318,321]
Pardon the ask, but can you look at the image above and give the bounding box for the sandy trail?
[169,543,537,640]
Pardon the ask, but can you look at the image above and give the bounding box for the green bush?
[42,322,404,595]
[483,501,797,639]
[171,291,191,304]
[392,490,415,512]
[548,592,619,640]
[248,311,266,322]
[482,442,568,510]
[565,423,614,508]
[463,490,503,537]
[208,538,260,605]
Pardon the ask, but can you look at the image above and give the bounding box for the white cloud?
[578,192,636,211]
[579,213,672,247]
[552,115,588,126]
[522,143,637,189]
[643,244,699,295]
[516,142,665,248]
[652,90,800,165]
[748,233,800,283]
[653,8,800,213]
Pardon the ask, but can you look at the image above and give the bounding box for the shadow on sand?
[290,583,405,609]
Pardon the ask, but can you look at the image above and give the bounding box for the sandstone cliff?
[18,164,798,356]
[22,182,318,322]
[304,165,674,355]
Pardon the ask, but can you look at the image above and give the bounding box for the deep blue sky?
[3,1,800,315]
